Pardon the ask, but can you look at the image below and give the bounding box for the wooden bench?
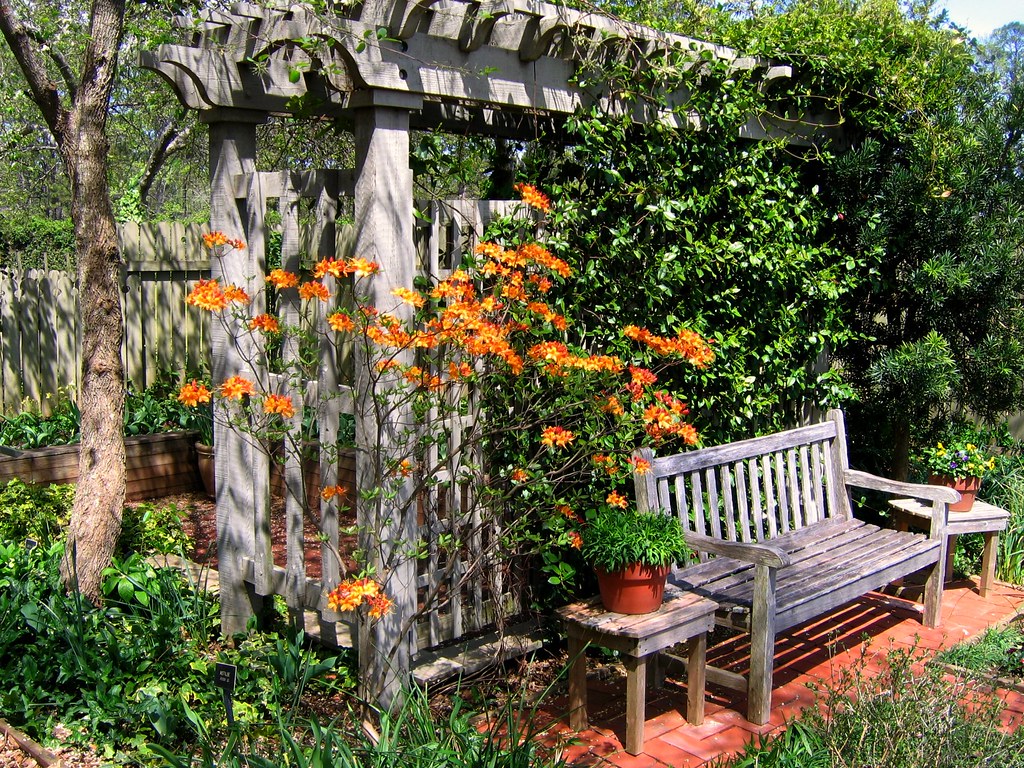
[558,585,717,755]
[633,409,959,724]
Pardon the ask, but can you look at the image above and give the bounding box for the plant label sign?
[214,663,237,725]
[214,662,236,692]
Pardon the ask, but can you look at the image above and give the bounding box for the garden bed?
[0,432,201,501]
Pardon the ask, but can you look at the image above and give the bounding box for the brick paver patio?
[541,577,1024,767]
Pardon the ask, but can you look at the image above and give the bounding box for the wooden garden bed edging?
[0,718,61,767]
[0,431,201,500]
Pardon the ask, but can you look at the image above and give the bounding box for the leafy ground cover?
[720,644,1024,768]
[936,619,1024,684]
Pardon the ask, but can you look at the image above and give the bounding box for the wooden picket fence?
[0,222,212,415]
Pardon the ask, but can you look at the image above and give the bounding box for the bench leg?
[686,633,706,726]
[623,654,647,755]
[980,532,999,598]
[922,546,945,628]
[567,634,588,733]
[748,565,777,726]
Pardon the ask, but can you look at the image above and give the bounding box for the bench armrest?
[685,532,792,568]
[844,469,960,504]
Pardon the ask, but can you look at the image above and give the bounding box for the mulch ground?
[163,490,359,580]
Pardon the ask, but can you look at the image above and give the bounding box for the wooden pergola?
[142,0,835,702]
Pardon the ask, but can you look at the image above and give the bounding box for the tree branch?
[0,0,66,140]
[138,108,195,206]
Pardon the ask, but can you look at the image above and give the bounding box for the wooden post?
[351,93,422,707]
[747,564,777,725]
[205,110,272,636]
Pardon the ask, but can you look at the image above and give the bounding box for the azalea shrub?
[180,184,713,643]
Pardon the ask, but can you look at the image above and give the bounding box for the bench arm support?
[685,533,792,568]
[843,469,960,503]
[844,469,953,539]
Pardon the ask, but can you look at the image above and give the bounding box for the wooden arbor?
[141,0,827,702]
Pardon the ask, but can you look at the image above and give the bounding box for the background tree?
[0,0,128,601]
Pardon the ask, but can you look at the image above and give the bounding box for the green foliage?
[579,506,689,572]
[0,374,211,449]
[0,478,74,545]
[721,643,1024,767]
[530,53,857,445]
[936,623,1024,677]
[0,215,76,269]
[0,478,189,555]
[977,452,1024,585]
[0,542,348,762]
[0,392,80,447]
[153,675,566,768]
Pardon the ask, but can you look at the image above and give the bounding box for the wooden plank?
[567,633,588,732]
[774,451,790,534]
[800,445,814,524]
[811,442,825,523]
[735,460,752,543]
[650,422,836,477]
[761,454,777,538]
[0,271,20,412]
[624,654,646,754]
[21,271,41,408]
[720,465,737,542]
[705,469,722,540]
[686,633,706,725]
[748,457,765,541]
[787,447,802,530]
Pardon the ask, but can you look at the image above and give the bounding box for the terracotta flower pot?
[195,442,215,498]
[595,563,671,614]
[928,474,981,513]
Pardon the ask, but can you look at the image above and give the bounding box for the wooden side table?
[889,498,1010,598]
[557,584,717,755]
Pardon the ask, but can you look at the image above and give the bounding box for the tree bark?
[0,0,127,602]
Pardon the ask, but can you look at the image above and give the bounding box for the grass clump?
[719,644,1024,767]
[936,621,1024,679]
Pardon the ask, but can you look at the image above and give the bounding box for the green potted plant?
[579,503,690,614]
[918,438,997,512]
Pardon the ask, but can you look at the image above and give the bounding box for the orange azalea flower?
[568,531,583,549]
[630,456,652,475]
[348,257,379,277]
[540,426,575,448]
[313,257,346,279]
[266,269,299,289]
[177,380,211,407]
[391,287,426,308]
[219,375,255,400]
[399,459,415,477]
[202,231,245,250]
[448,361,474,380]
[556,504,575,519]
[249,314,280,333]
[606,491,628,508]
[299,281,330,302]
[517,243,571,278]
[366,592,394,618]
[328,311,355,332]
[624,325,715,367]
[511,468,530,483]
[186,279,229,312]
[600,394,625,416]
[263,394,295,418]
[513,182,552,213]
[320,485,346,501]
[223,285,250,305]
[475,242,504,259]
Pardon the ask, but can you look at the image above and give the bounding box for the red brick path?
[539,578,1024,767]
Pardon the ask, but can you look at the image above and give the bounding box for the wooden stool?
[890,498,1010,598]
[557,584,717,755]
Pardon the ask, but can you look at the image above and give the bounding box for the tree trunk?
[891,417,911,482]
[0,0,129,602]
[60,124,126,602]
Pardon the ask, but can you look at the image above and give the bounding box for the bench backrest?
[634,410,852,564]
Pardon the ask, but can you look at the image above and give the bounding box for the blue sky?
[939,0,1020,38]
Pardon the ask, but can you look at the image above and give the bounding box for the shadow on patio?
[537,577,1024,767]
